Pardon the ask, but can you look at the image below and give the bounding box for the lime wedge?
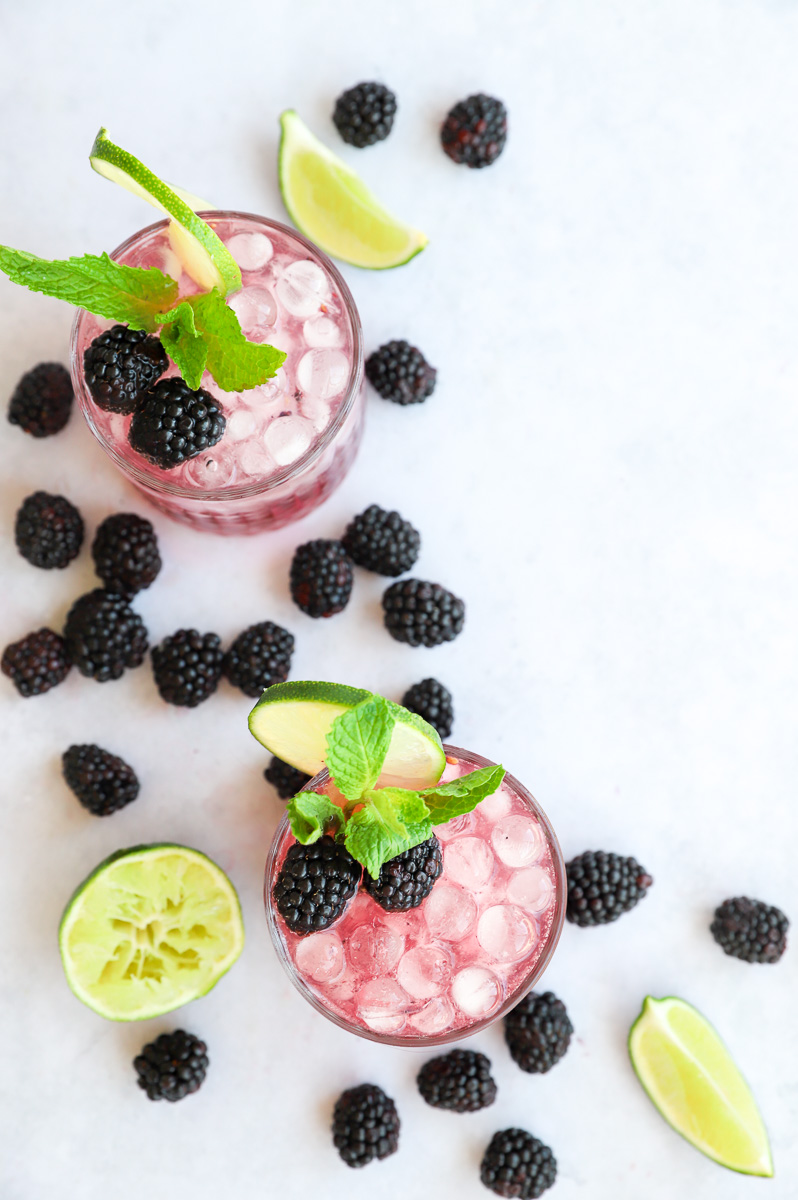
[278,111,428,269]
[629,995,773,1176]
[59,844,244,1021]
[89,127,241,295]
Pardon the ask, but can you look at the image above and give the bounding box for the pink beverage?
[70,213,364,534]
[265,748,565,1047]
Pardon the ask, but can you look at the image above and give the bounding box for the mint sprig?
[325,694,394,801]
[286,791,343,844]
[157,291,285,391]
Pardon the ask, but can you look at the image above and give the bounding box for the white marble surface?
[2,1,797,1196]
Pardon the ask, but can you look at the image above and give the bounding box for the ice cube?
[476,905,537,963]
[348,923,404,974]
[505,866,554,914]
[491,815,544,868]
[299,395,333,434]
[238,440,273,478]
[160,246,184,282]
[275,259,331,317]
[296,349,349,401]
[396,943,453,1000]
[183,450,237,488]
[228,285,277,340]
[262,414,315,466]
[408,996,456,1036]
[443,837,495,891]
[477,785,513,822]
[423,885,477,942]
[294,931,345,983]
[303,314,343,348]
[450,967,503,1019]
[356,977,412,1034]
[225,406,257,441]
[227,230,274,271]
[434,812,477,842]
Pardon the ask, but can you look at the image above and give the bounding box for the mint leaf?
[344,788,432,879]
[326,695,395,802]
[421,764,506,824]
[286,791,343,844]
[158,301,208,388]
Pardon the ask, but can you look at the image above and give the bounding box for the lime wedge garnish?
[59,844,244,1021]
[89,127,241,295]
[629,995,774,1176]
[278,111,428,269]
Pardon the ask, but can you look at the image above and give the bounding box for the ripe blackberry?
[362,835,442,911]
[710,896,789,964]
[382,579,465,647]
[83,325,168,414]
[504,991,573,1075]
[129,378,225,469]
[62,743,140,816]
[417,1049,497,1113]
[401,678,453,739]
[273,835,361,934]
[565,850,653,927]
[133,1030,209,1102]
[63,589,149,682]
[91,512,162,595]
[332,1083,400,1168]
[441,93,508,169]
[8,362,73,437]
[223,621,294,697]
[289,539,353,618]
[151,629,224,707]
[333,82,397,148]
[2,629,70,697]
[365,340,437,406]
[480,1129,557,1199]
[342,504,420,576]
[15,491,84,569]
[264,756,311,800]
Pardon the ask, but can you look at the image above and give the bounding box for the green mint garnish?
[419,764,507,824]
[285,791,343,844]
[325,694,394,802]
[158,290,285,392]
[344,787,433,880]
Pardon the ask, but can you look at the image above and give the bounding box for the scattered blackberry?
[223,621,294,697]
[15,491,84,569]
[62,743,140,816]
[365,340,437,406]
[289,540,354,618]
[273,835,361,934]
[342,504,420,576]
[441,93,508,169]
[332,1083,400,1168]
[63,590,149,682]
[382,579,465,647]
[710,896,789,964]
[91,512,161,595]
[417,1049,497,1113]
[151,629,224,707]
[8,362,73,437]
[480,1129,557,1199]
[2,629,70,697]
[401,678,453,739]
[83,325,168,414]
[128,378,225,469]
[333,82,397,147]
[264,755,311,800]
[504,991,573,1075]
[362,835,442,911]
[565,850,653,927]
[134,1030,209,1102]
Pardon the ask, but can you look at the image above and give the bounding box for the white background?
[1,2,797,1197]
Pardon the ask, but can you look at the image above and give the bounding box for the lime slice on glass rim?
[278,110,428,269]
[629,995,773,1177]
[59,844,244,1021]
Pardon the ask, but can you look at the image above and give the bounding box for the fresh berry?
[63,590,148,682]
[417,1049,497,1113]
[332,1083,400,1168]
[441,94,508,169]
[289,540,354,618]
[333,82,397,148]
[264,755,311,800]
[62,744,140,817]
[91,512,162,595]
[382,579,465,647]
[15,491,84,569]
[710,896,789,964]
[83,325,168,414]
[342,504,420,576]
[2,629,70,697]
[7,362,73,437]
[133,1030,209,1102]
[365,340,437,406]
[273,835,361,934]
[401,678,453,739]
[565,850,653,926]
[504,991,573,1075]
[223,621,294,698]
[128,378,225,469]
[362,835,442,911]
[480,1129,557,1199]
[151,629,224,708]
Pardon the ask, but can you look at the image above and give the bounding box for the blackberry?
[342,504,420,576]
[290,540,353,618]
[504,991,573,1075]
[2,629,70,697]
[8,362,73,437]
[365,340,437,406]
[710,896,789,964]
[129,378,225,469]
[332,1083,400,1168]
[480,1129,557,1199]
[91,512,161,595]
[133,1030,208,1102]
[62,743,140,816]
[273,835,361,934]
[362,835,442,911]
[223,621,294,698]
[417,1049,497,1113]
[15,491,84,569]
[565,850,653,927]
[382,579,465,647]
[63,589,149,682]
[401,678,453,739]
[441,94,508,169]
[83,325,168,414]
[264,755,311,800]
[333,82,397,148]
[151,629,224,707]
